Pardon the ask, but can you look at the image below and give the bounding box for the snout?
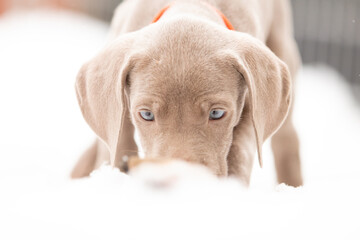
[153,145,202,165]
[164,150,193,163]
[149,147,228,177]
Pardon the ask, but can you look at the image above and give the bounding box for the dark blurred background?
[1,0,359,102]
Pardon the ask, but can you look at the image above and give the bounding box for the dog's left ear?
[227,33,292,167]
[75,34,140,166]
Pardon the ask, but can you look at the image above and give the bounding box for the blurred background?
[1,0,359,103]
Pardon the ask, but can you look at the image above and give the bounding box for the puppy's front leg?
[227,105,257,186]
[271,112,303,187]
[71,110,138,178]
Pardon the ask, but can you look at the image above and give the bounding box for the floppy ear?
[75,36,137,166]
[229,33,292,167]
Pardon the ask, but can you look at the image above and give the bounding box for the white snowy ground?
[0,9,359,240]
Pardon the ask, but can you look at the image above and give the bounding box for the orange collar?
[152,2,235,31]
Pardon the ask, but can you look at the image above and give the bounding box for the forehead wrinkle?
[146,35,222,86]
[131,90,167,109]
[195,91,235,108]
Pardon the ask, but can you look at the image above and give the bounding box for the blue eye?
[209,109,225,120]
[139,111,155,121]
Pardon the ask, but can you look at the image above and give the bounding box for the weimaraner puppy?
[72,0,303,187]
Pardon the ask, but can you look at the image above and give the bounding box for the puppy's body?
[110,0,268,39]
[72,0,303,187]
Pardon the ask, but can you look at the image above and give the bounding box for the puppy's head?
[76,18,291,176]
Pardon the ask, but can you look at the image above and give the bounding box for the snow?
[0,9,359,240]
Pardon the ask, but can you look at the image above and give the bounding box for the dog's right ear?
[75,35,139,166]
[226,32,292,167]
